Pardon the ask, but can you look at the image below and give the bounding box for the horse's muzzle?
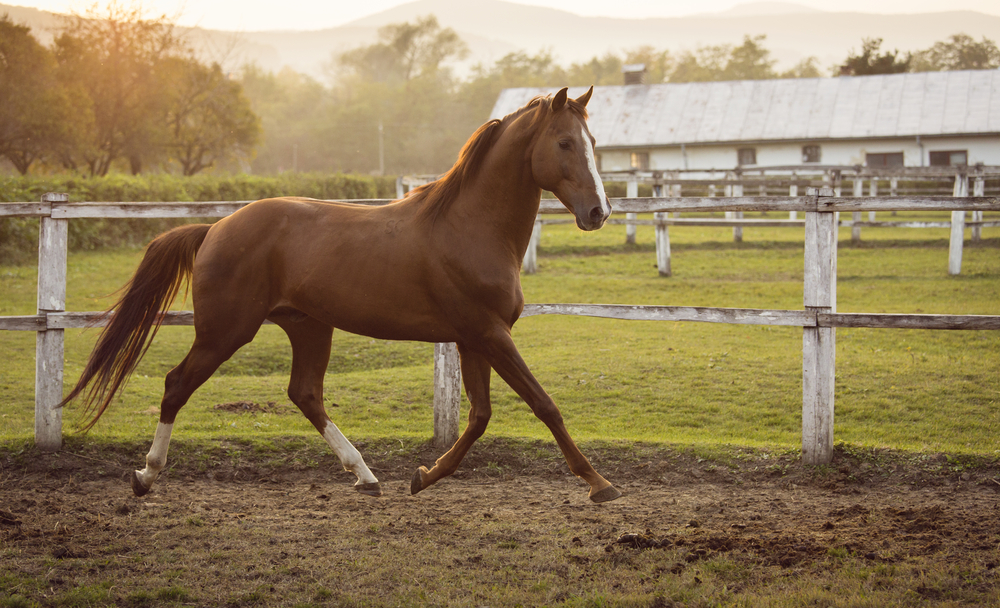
[578,198,612,231]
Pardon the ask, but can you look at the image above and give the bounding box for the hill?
[2,0,999,80]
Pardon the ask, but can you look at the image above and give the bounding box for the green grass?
[1,212,998,456]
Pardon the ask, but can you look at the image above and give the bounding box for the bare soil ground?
[2,439,999,606]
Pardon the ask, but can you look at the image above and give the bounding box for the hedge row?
[0,173,399,264]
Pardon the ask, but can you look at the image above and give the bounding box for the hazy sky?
[9,0,1000,31]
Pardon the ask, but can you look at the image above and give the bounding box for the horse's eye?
[558,140,571,150]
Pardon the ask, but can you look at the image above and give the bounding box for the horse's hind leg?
[411,344,492,494]
[272,312,381,496]
[133,334,253,496]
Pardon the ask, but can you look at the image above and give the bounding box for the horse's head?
[531,87,611,231]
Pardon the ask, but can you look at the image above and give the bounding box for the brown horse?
[61,86,621,503]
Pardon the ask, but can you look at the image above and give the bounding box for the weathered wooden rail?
[523,170,998,275]
[2,191,999,465]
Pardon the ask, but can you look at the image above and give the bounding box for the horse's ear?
[551,87,569,112]
[575,86,594,107]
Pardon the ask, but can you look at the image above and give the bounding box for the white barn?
[489,70,1000,172]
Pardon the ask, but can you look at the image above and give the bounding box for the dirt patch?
[2,440,999,605]
[213,401,295,415]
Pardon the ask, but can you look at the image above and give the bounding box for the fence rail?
[2,190,999,463]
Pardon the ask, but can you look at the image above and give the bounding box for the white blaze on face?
[581,125,610,217]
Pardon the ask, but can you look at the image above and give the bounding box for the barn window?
[737,148,757,166]
[865,152,904,168]
[630,152,649,170]
[802,145,821,163]
[929,150,967,166]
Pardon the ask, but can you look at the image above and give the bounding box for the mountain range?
[3,0,1000,81]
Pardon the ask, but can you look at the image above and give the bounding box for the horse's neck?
[455,118,543,256]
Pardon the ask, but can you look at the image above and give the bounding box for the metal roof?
[489,71,1000,148]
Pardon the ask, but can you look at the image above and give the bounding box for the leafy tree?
[780,57,823,79]
[0,15,77,174]
[911,33,1000,71]
[162,58,261,175]
[241,65,331,173]
[722,35,777,80]
[839,38,910,76]
[52,1,183,175]
[334,15,468,85]
[567,52,624,86]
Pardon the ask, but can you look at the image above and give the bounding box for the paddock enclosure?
[1,166,998,465]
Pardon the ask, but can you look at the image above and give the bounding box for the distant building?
[489,70,1000,172]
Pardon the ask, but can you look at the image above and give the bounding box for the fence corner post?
[35,192,69,452]
[433,342,461,449]
[802,191,837,466]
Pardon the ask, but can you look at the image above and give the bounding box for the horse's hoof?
[131,471,151,497]
[410,467,429,495]
[355,482,382,497]
[589,485,622,503]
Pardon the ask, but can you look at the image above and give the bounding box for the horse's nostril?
[589,206,606,223]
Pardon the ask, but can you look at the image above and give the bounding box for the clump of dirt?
[212,400,294,415]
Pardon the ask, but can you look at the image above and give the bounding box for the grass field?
[2,212,999,608]
[1,211,997,456]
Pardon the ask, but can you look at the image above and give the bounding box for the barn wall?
[597,134,1000,172]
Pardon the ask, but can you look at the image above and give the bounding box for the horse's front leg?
[411,345,492,494]
[484,330,621,503]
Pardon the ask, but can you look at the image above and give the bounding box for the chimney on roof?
[622,64,646,85]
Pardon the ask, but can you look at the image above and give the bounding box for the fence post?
[851,178,863,242]
[972,176,984,242]
[625,176,638,244]
[948,173,968,275]
[654,212,671,277]
[35,192,69,452]
[802,189,837,466]
[522,219,542,274]
[868,179,877,222]
[788,177,798,220]
[433,342,461,449]
[725,172,743,242]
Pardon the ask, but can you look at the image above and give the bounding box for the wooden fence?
[523,168,999,275]
[2,190,999,465]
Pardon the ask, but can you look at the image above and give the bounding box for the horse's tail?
[61,223,212,431]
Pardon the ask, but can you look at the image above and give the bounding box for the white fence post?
[868,179,878,222]
[625,176,638,244]
[654,212,671,277]
[972,176,984,242]
[433,342,461,449]
[948,173,968,276]
[35,192,69,452]
[802,191,837,466]
[788,180,798,220]
[522,219,542,274]
[852,178,863,242]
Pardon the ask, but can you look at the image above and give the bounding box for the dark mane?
[407,92,589,220]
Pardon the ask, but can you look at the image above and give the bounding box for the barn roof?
[489,70,1000,148]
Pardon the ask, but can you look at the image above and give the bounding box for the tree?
[334,15,468,85]
[162,58,261,175]
[911,33,1000,71]
[839,38,910,76]
[0,15,77,174]
[722,35,777,80]
[52,1,184,175]
[241,65,331,173]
